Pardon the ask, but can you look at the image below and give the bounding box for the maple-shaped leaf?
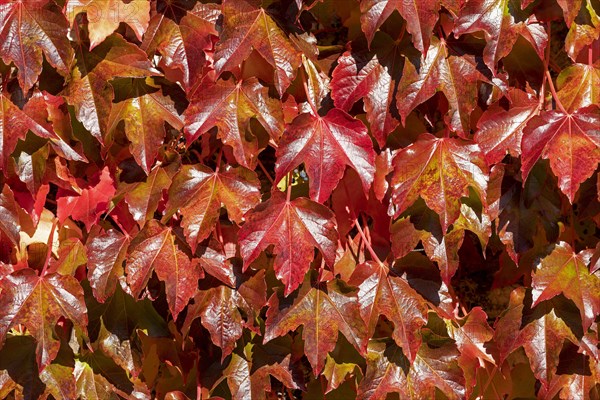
[0,92,83,173]
[238,192,339,295]
[182,272,266,360]
[475,89,540,165]
[406,343,465,399]
[74,360,116,400]
[86,228,129,303]
[23,91,87,163]
[141,3,218,93]
[65,0,150,49]
[125,166,172,227]
[331,32,404,147]
[556,63,600,112]
[63,34,158,143]
[493,287,525,364]
[517,305,578,388]
[446,307,495,393]
[264,278,367,375]
[126,220,202,318]
[359,0,440,54]
[356,340,406,400]
[224,340,303,400]
[0,0,73,92]
[0,268,87,371]
[322,354,361,393]
[275,109,376,203]
[521,106,600,202]
[532,241,600,331]
[107,80,183,174]
[562,0,600,60]
[349,262,428,363]
[396,37,486,135]
[420,203,492,283]
[39,363,77,400]
[389,133,488,232]
[214,0,302,96]
[164,163,260,252]
[185,78,283,168]
[196,237,236,288]
[453,0,547,73]
[300,53,330,112]
[557,0,585,27]
[358,340,465,399]
[56,166,116,230]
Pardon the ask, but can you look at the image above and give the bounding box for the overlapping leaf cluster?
[0,0,599,398]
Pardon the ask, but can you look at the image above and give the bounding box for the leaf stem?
[539,23,551,110]
[542,24,568,114]
[214,146,223,173]
[257,159,275,185]
[480,363,500,398]
[286,172,292,202]
[354,217,385,267]
[545,69,567,114]
[302,74,318,116]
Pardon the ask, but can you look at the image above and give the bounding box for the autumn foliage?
[0,0,599,398]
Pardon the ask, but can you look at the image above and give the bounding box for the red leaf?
[214,0,302,96]
[125,166,172,228]
[125,221,202,318]
[532,241,600,331]
[141,3,218,93]
[0,186,22,248]
[454,0,547,73]
[185,78,283,168]
[276,109,376,203]
[63,34,158,143]
[264,278,367,375]
[56,167,116,231]
[521,106,600,202]
[108,81,183,174]
[0,269,87,371]
[475,89,539,165]
[86,228,129,303]
[183,272,266,360]
[359,0,440,54]
[165,164,261,252]
[389,134,488,232]
[396,37,485,135]
[65,0,150,49]
[331,32,404,147]
[349,262,428,363]
[0,92,84,173]
[556,63,600,112]
[517,306,577,388]
[0,0,73,92]
[239,193,338,295]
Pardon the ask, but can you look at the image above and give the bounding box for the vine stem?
[354,217,385,268]
[542,23,567,114]
[302,74,318,116]
[539,23,551,110]
[480,364,501,398]
[214,146,223,173]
